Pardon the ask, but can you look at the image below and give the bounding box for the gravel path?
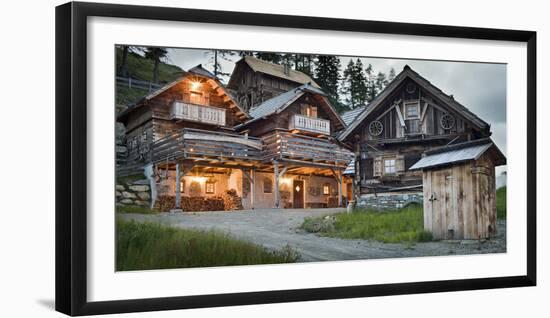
[118,208,506,262]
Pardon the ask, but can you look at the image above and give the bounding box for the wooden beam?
[420,101,429,122]
[175,162,181,209]
[279,166,288,179]
[376,99,402,121]
[250,169,255,210]
[394,104,406,127]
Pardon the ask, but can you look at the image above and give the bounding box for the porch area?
[149,128,354,211]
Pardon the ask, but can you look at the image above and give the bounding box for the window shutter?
[396,155,405,172]
[373,157,382,177]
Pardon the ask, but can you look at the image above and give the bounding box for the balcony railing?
[262,131,353,168]
[152,128,262,164]
[289,114,330,135]
[170,101,226,126]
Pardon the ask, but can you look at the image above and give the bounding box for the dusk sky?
[163,47,507,174]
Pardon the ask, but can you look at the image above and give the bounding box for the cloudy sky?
[164,48,507,174]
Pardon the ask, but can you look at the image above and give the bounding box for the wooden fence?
[116,76,163,92]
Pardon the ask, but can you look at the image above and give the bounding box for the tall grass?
[496,186,507,219]
[116,219,299,271]
[301,204,432,243]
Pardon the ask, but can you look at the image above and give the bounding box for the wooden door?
[293,180,304,209]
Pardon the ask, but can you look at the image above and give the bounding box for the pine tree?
[364,63,377,102]
[353,59,369,106]
[314,55,343,112]
[205,50,236,80]
[144,47,168,83]
[388,67,396,82]
[255,52,284,64]
[374,71,389,95]
[341,59,368,109]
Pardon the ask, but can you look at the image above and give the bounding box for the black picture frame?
[55,1,537,316]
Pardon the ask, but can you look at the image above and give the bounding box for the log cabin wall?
[354,78,490,195]
[232,64,304,111]
[122,77,246,166]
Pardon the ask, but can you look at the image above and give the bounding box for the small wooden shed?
[410,139,506,240]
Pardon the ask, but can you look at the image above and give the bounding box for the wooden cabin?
[227,56,320,112]
[117,63,353,211]
[339,65,492,199]
[236,83,353,209]
[410,139,506,240]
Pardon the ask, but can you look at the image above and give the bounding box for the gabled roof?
[248,83,325,119]
[237,83,345,131]
[341,105,368,126]
[228,56,320,88]
[117,64,249,122]
[409,138,506,170]
[338,65,491,141]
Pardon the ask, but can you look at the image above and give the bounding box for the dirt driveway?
[118,208,506,262]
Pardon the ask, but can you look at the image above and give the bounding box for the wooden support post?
[250,169,255,210]
[274,160,280,208]
[338,171,343,207]
[175,162,181,209]
[243,168,255,210]
[331,168,343,207]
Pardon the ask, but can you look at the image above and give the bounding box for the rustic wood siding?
[422,154,497,240]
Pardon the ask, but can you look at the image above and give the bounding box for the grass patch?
[116,86,150,106]
[496,186,506,219]
[301,204,433,243]
[116,219,299,271]
[116,205,157,214]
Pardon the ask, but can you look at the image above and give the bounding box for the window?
[300,104,318,118]
[179,180,185,193]
[263,178,272,193]
[205,181,215,194]
[323,183,330,195]
[190,91,203,105]
[384,159,396,174]
[404,103,419,119]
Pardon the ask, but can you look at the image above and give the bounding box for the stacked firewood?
[222,189,243,211]
[203,197,225,211]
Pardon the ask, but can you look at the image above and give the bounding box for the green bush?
[116,219,299,271]
[496,186,506,219]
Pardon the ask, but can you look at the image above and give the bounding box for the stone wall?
[116,178,151,207]
[357,192,423,210]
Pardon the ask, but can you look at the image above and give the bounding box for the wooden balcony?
[170,100,226,126]
[152,128,262,165]
[263,131,353,169]
[289,114,330,135]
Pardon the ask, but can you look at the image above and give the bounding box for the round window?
[368,120,384,136]
[440,114,456,130]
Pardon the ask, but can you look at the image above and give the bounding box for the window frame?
[205,181,215,194]
[323,183,330,195]
[384,158,397,174]
[404,101,420,120]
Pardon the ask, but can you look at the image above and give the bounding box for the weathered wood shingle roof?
[232,56,320,88]
[341,105,368,126]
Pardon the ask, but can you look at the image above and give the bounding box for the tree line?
[239,51,396,113]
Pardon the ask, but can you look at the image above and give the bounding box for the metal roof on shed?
[410,141,497,170]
